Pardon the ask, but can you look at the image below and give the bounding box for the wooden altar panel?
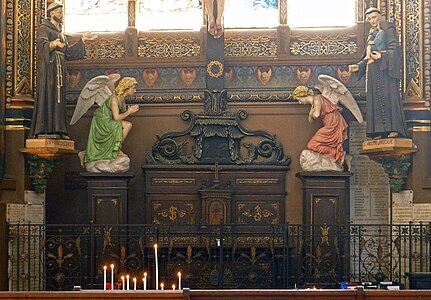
[143,165,288,225]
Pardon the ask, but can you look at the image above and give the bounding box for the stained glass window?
[136,0,203,31]
[287,0,356,28]
[63,0,357,32]
[64,0,128,33]
[224,0,278,28]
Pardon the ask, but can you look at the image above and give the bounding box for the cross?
[211,162,223,184]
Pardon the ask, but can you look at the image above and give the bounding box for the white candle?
[161,282,164,290]
[121,276,125,290]
[178,272,181,290]
[143,272,147,290]
[133,277,137,290]
[103,266,107,290]
[154,244,159,290]
[110,264,114,290]
[126,275,130,290]
[172,284,176,290]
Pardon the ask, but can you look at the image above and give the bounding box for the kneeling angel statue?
[70,75,139,173]
[292,74,363,172]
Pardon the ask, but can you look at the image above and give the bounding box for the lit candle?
[172,284,176,290]
[133,277,137,290]
[161,282,164,290]
[143,272,147,290]
[103,266,107,290]
[110,264,114,290]
[121,276,125,290]
[154,244,159,290]
[178,272,181,290]
[126,275,130,290]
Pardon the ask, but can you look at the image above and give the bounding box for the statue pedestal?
[80,172,134,224]
[360,138,417,192]
[20,144,78,193]
[296,171,351,287]
[296,171,351,225]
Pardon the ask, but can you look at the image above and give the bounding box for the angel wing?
[315,74,363,123]
[70,74,121,125]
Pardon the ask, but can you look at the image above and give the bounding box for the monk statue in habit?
[29,1,96,139]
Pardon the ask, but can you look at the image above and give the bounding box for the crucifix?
[211,162,223,187]
[204,0,225,113]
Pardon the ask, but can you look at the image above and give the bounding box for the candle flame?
[126,275,130,279]
[144,272,147,277]
[178,272,181,276]
[103,265,107,270]
[133,277,137,282]
[110,264,114,268]
[154,244,158,248]
[121,276,124,279]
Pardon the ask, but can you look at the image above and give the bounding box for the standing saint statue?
[29,1,96,139]
[349,7,408,139]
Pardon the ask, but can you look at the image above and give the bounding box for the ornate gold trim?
[236,179,279,185]
[152,178,195,185]
[207,60,223,78]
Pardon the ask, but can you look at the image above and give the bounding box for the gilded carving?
[236,179,279,185]
[6,0,14,102]
[138,37,200,58]
[320,226,330,245]
[207,61,224,78]
[15,0,33,93]
[153,203,194,224]
[152,178,195,185]
[290,39,357,56]
[84,38,126,59]
[424,0,431,101]
[225,36,277,57]
[240,205,275,222]
[136,93,203,103]
[404,0,422,97]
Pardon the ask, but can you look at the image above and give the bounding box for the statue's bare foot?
[78,151,86,168]
[345,154,353,172]
[373,135,382,140]
[214,21,223,38]
[388,132,399,138]
[118,150,127,157]
[208,19,216,36]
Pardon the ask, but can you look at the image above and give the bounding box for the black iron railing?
[6,223,431,291]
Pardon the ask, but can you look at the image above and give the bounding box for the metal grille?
[7,223,431,291]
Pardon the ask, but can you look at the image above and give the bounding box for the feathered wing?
[316,74,363,123]
[70,74,120,125]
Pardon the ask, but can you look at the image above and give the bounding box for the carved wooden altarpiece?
[143,23,291,227]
